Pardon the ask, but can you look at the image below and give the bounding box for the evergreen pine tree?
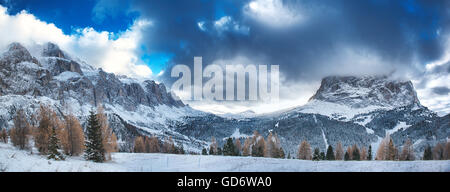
[423,146,432,160]
[368,145,372,160]
[223,138,236,156]
[202,148,208,155]
[352,146,361,160]
[344,151,350,161]
[312,148,320,161]
[319,151,325,160]
[326,145,335,160]
[173,145,180,154]
[84,110,105,162]
[287,152,291,159]
[47,126,64,160]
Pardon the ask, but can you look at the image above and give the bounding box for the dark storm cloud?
[115,0,450,84]
[430,61,450,74]
[432,86,450,95]
[129,0,251,64]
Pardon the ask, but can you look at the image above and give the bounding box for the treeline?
[1,113,449,162]
[296,133,450,161]
[191,131,450,161]
[0,105,118,163]
[132,135,185,154]
[297,139,373,161]
[201,131,286,158]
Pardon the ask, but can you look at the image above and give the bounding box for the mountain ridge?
[0,42,448,157]
[0,42,205,151]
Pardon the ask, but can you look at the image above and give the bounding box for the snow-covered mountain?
[0,42,448,157]
[0,42,207,151]
[309,75,420,108]
[173,76,449,158]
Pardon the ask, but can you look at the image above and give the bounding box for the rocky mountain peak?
[0,42,184,108]
[2,42,37,65]
[7,42,27,52]
[42,42,66,59]
[309,75,420,108]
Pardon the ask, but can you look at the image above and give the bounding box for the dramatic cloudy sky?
[0,0,449,115]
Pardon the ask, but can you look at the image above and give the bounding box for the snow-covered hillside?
[0,42,208,151]
[309,75,420,109]
[1,143,449,172]
[0,42,448,157]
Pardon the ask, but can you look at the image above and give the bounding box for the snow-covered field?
[1,143,449,172]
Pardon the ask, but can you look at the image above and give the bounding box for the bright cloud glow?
[244,0,302,28]
[413,37,450,116]
[0,5,153,78]
[197,16,249,35]
[197,21,206,31]
[182,56,319,114]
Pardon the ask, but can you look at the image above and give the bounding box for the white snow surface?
[225,129,251,140]
[321,128,328,148]
[1,143,449,172]
[270,100,390,121]
[365,128,375,134]
[386,122,410,135]
[53,71,80,81]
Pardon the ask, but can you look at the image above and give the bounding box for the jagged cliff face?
[0,42,204,151]
[309,76,420,108]
[175,76,448,158]
[0,42,448,156]
[0,42,184,108]
[0,43,49,96]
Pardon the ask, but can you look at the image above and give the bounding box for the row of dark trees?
[423,142,450,160]
[298,140,373,161]
[2,110,449,162]
[297,133,450,161]
[193,131,450,161]
[0,105,118,163]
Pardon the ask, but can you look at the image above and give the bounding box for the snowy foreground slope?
[0,42,448,157]
[1,143,448,172]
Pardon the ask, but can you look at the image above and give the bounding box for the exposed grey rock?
[0,42,448,156]
[309,75,420,108]
[2,42,38,65]
[42,42,67,59]
[175,76,448,157]
[0,42,188,149]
